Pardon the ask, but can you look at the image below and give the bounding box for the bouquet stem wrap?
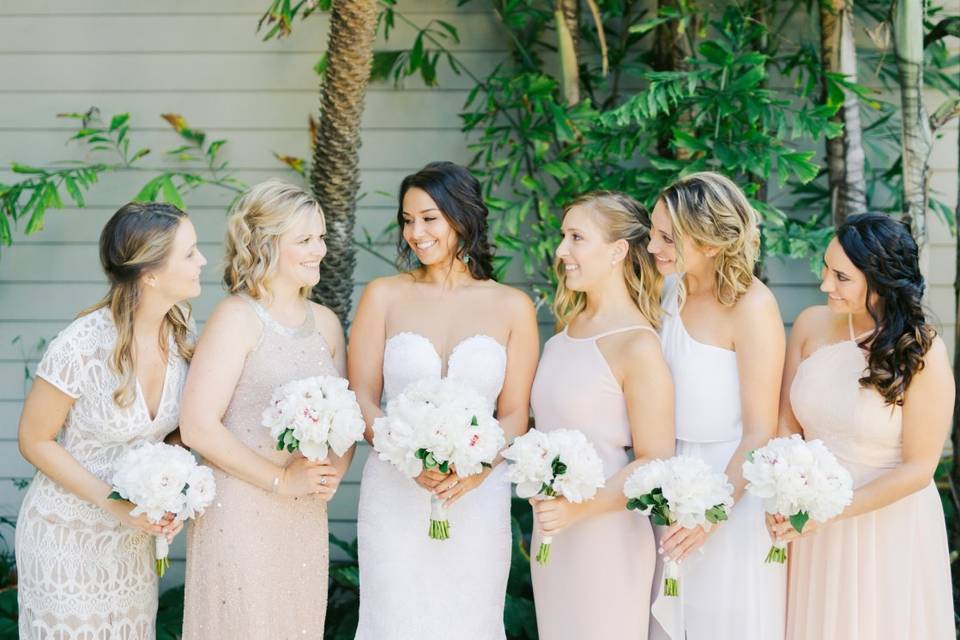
[429,495,450,540]
[663,557,680,597]
[154,535,171,577]
[765,538,788,564]
[534,494,556,566]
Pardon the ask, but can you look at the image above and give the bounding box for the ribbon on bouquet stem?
[429,494,450,540]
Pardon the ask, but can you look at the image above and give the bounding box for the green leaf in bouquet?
[470,415,478,427]
[626,497,645,511]
[107,490,124,501]
[789,510,810,533]
[438,460,450,474]
[706,504,729,524]
[551,456,567,477]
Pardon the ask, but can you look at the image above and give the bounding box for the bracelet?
[271,475,280,494]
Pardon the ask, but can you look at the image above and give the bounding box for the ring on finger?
[319,477,327,485]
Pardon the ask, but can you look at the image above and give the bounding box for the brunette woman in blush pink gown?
[774,214,954,640]
[529,192,674,640]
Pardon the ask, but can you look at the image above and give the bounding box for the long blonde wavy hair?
[552,191,663,330]
[223,179,324,300]
[657,172,760,309]
[81,202,194,407]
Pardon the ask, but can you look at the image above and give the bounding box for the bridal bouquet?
[624,456,734,596]
[502,428,605,565]
[373,378,506,540]
[742,434,853,563]
[261,375,365,462]
[109,441,216,576]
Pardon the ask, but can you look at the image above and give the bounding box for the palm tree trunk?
[893,0,932,277]
[556,0,580,105]
[653,0,698,159]
[310,0,379,326]
[820,0,867,227]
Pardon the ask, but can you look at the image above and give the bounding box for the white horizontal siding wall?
[0,1,956,588]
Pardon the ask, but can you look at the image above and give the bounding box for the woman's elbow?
[177,411,208,451]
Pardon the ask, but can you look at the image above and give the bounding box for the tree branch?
[930,96,960,132]
[924,16,960,49]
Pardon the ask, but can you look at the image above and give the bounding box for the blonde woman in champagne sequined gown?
[180,181,347,639]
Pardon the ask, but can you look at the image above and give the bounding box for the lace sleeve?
[35,324,87,399]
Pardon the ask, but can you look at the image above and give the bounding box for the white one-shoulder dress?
[650,275,786,640]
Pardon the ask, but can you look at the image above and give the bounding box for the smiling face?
[820,237,869,315]
[145,218,206,302]
[555,204,626,292]
[273,207,327,290]
[401,187,460,266]
[647,199,717,278]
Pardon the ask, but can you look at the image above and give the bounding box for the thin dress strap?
[847,314,872,343]
[584,325,658,341]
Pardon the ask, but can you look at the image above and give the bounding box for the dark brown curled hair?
[395,161,495,281]
[836,213,936,406]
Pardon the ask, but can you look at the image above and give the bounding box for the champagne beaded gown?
[182,297,335,639]
[785,316,955,639]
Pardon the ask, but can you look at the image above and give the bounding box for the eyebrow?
[821,257,847,277]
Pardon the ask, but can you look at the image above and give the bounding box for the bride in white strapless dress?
[348,162,539,639]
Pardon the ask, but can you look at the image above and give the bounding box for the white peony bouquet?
[624,456,734,596]
[109,441,216,576]
[261,375,365,462]
[373,377,506,540]
[742,434,853,563]
[502,428,605,565]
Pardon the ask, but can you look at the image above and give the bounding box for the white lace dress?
[355,332,512,640]
[16,308,190,640]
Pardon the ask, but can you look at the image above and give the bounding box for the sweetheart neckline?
[385,331,506,378]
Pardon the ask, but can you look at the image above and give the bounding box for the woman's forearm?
[182,420,283,491]
[21,439,115,509]
[837,462,936,522]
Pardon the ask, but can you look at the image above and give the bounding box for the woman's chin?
[654,261,676,275]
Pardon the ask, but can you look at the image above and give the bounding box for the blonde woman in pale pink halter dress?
[179,181,349,639]
[774,213,954,639]
[647,172,786,640]
[529,192,675,640]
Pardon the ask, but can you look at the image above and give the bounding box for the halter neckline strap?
[563,325,658,342]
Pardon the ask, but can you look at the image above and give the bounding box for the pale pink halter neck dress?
[785,316,954,640]
[529,325,658,640]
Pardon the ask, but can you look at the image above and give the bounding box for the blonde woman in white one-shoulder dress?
[646,172,786,640]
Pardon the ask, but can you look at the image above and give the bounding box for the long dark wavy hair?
[395,161,495,281]
[836,213,936,406]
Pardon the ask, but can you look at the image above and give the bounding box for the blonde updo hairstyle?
[657,171,760,309]
[223,179,323,300]
[552,191,663,330]
[83,202,195,407]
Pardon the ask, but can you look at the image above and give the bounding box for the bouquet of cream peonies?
[373,377,506,540]
[742,434,853,563]
[624,456,734,596]
[109,441,216,576]
[261,375,365,462]
[502,428,606,565]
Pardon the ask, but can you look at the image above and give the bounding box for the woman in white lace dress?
[350,161,540,639]
[16,202,207,639]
